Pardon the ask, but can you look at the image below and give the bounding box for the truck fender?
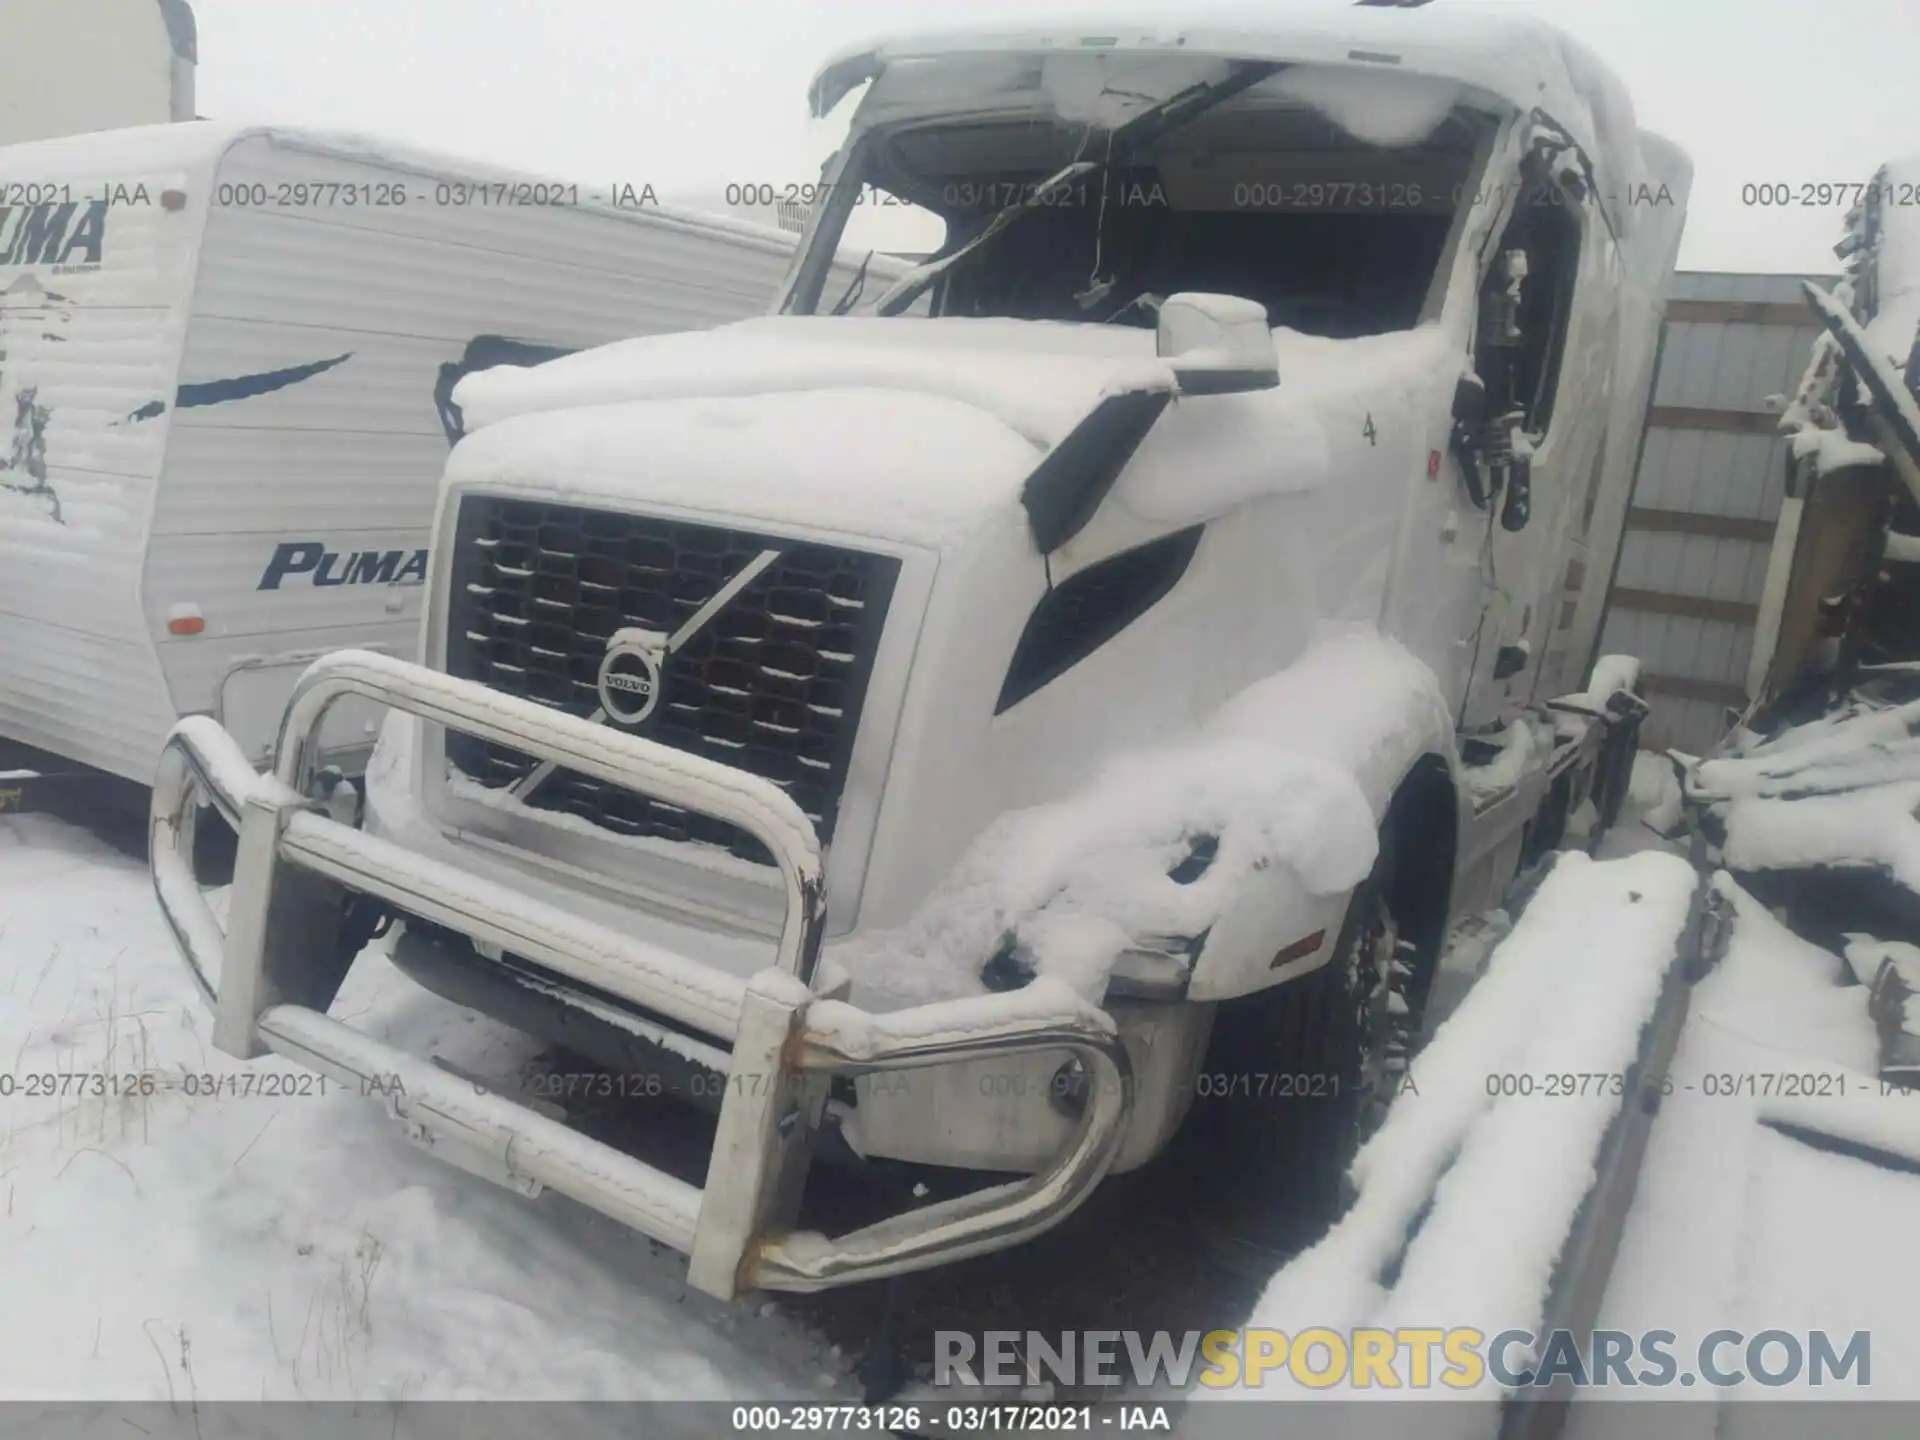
[1184,633,1461,1003]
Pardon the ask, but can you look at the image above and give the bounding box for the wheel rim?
[1348,888,1416,1136]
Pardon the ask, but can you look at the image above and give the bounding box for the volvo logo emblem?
[572,551,782,740]
[596,629,667,725]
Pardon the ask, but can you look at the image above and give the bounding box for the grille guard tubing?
[149,650,1134,1298]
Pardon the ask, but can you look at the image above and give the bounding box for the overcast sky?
[187,0,1916,275]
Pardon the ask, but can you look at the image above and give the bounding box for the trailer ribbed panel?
[2,125,893,781]
[0,145,203,779]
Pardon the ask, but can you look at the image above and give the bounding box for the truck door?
[1457,160,1609,731]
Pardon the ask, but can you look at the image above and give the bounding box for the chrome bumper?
[150,649,1133,1299]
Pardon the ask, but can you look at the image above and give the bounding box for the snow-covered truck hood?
[444,316,1456,548]
[452,316,1177,450]
[444,318,1182,547]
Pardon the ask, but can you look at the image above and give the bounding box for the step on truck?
[149,9,1691,1299]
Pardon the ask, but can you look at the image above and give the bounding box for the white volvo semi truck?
[148,8,1690,1300]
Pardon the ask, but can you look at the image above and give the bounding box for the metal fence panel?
[1600,271,1838,754]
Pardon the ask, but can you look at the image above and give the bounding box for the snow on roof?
[810,4,1672,238]
[0,122,807,251]
[0,119,247,181]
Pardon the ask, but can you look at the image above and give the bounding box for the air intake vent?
[444,497,898,864]
[996,527,1203,714]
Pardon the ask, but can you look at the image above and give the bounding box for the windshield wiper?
[830,248,874,315]
[869,60,1287,317]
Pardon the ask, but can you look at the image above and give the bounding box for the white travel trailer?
[0,122,893,789]
[151,10,1691,1299]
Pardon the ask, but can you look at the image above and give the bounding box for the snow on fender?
[831,735,1376,1010]
[829,629,1452,1010]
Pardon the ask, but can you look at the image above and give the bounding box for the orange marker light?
[1270,929,1327,968]
[168,615,205,636]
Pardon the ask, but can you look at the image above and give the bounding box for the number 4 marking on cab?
[1363,413,1378,446]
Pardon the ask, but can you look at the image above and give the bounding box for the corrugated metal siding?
[1599,271,1837,755]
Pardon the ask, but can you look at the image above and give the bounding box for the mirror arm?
[1173,364,1280,397]
[1500,457,1532,531]
[1451,373,1494,508]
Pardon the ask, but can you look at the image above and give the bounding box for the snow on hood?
[445,317,1456,546]
[444,386,1048,549]
[452,316,1179,450]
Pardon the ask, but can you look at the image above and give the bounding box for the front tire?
[1329,870,1423,1143]
[1164,831,1434,1244]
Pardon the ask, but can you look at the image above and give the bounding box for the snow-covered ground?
[1247,845,1699,1356]
[0,813,838,1403]
[1574,877,1920,1417]
[1215,760,1920,1417]
[3,761,1916,1417]
[1573,766,1920,1424]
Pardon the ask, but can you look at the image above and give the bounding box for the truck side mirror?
[1157,293,1279,396]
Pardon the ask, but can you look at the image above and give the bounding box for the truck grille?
[444,496,899,865]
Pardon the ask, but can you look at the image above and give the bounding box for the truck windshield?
[793,67,1495,340]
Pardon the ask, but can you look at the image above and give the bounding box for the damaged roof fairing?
[809,4,1660,239]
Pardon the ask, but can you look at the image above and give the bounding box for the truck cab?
[149,10,1690,1299]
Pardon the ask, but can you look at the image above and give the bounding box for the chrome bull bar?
[149,649,1134,1298]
